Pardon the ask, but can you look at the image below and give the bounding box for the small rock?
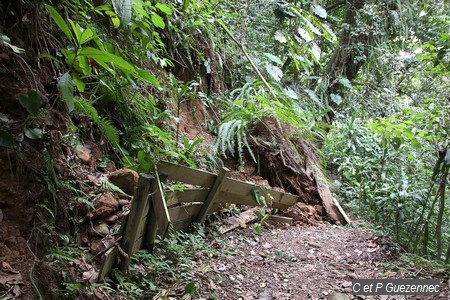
[108,168,139,195]
[75,145,91,163]
[342,281,352,288]
[90,239,106,255]
[306,241,321,248]
[88,222,110,237]
[91,193,119,219]
[328,292,351,300]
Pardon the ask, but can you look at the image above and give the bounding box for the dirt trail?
[194,222,449,300]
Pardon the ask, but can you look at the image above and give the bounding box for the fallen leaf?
[209,279,217,290]
[82,268,99,283]
[262,243,272,249]
[1,261,14,272]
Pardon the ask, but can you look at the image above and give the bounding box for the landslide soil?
[192,221,450,300]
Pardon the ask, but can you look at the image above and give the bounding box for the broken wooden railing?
[99,161,298,278]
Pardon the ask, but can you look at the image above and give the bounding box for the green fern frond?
[74,98,119,146]
[97,180,126,195]
[213,118,256,165]
[74,98,99,122]
[98,117,119,146]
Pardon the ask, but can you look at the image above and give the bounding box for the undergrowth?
[111,225,231,299]
[43,225,231,299]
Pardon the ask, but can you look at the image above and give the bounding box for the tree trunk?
[323,0,369,122]
[435,165,448,259]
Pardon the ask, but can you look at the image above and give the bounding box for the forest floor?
[190,219,450,300]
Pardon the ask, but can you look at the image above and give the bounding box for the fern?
[74,97,99,122]
[98,180,126,195]
[74,98,120,146]
[213,119,256,165]
[98,117,120,146]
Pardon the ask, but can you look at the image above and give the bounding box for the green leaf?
[24,128,43,140]
[61,48,76,65]
[19,90,42,116]
[304,89,324,108]
[330,93,342,105]
[78,47,136,74]
[283,88,298,100]
[312,4,327,19]
[112,0,132,26]
[136,70,160,87]
[46,4,73,42]
[137,150,152,172]
[274,31,287,43]
[183,0,191,10]
[338,77,352,89]
[79,28,94,45]
[68,20,82,45]
[57,72,75,112]
[310,43,321,61]
[151,13,165,29]
[155,3,172,15]
[0,129,14,147]
[184,282,196,295]
[264,53,283,65]
[253,223,262,235]
[265,64,283,82]
[298,27,313,42]
[72,73,86,92]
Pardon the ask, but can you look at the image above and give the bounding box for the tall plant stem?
[435,165,448,259]
[218,21,277,99]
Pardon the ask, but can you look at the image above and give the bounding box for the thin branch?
[218,20,277,99]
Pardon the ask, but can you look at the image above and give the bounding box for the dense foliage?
[1,0,449,297]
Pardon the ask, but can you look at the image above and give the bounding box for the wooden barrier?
[99,161,298,278]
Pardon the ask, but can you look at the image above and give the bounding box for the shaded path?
[194,223,449,299]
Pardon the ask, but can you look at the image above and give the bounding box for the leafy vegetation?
[38,0,450,269]
[1,0,449,297]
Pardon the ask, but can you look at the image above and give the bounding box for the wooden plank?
[268,215,293,225]
[144,172,168,252]
[133,235,145,254]
[218,207,259,234]
[168,203,203,222]
[171,219,193,232]
[151,172,171,239]
[99,247,117,280]
[220,178,298,206]
[214,191,291,210]
[157,160,216,187]
[197,168,229,223]
[332,196,351,225]
[165,188,209,206]
[144,208,157,252]
[121,174,153,256]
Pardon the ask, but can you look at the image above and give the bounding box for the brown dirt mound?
[250,118,347,224]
